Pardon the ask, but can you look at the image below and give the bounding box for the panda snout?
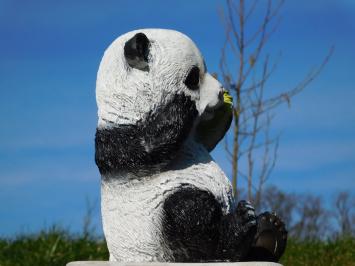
[206,86,224,109]
[198,73,225,120]
[199,87,223,121]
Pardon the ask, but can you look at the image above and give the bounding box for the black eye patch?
[184,66,200,90]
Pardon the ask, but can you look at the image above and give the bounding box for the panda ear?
[124,32,150,71]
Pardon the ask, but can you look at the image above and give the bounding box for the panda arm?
[162,187,257,262]
[196,91,233,152]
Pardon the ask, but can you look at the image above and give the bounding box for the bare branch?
[261,47,334,112]
[220,0,332,202]
[245,0,258,22]
[226,0,242,50]
[224,136,233,161]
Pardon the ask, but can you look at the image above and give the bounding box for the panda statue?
[95,29,287,262]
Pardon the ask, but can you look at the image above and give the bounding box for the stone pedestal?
[67,262,283,266]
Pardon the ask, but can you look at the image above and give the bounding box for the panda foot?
[247,211,288,262]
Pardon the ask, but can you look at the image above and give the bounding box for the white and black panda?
[95,29,287,262]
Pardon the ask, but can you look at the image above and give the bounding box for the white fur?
[96,29,233,262]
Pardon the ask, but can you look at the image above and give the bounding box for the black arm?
[162,187,257,262]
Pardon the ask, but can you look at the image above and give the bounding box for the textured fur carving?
[162,187,257,262]
[95,93,198,175]
[95,29,287,262]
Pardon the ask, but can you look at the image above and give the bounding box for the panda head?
[96,28,224,127]
[95,29,225,174]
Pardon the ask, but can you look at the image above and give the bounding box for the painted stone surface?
[94,29,287,262]
[67,262,283,266]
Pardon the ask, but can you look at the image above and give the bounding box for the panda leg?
[162,187,257,262]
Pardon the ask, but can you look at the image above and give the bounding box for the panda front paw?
[235,200,257,228]
[246,211,288,262]
[217,200,257,261]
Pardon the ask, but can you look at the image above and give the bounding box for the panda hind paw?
[251,211,288,262]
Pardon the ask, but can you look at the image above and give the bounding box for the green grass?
[0,227,108,266]
[281,237,355,266]
[0,228,354,266]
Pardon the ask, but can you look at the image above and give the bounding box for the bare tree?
[261,186,297,227]
[333,191,355,237]
[290,195,330,240]
[219,0,333,205]
[260,189,355,239]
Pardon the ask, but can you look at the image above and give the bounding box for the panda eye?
[184,66,200,90]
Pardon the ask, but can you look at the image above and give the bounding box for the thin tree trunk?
[232,107,239,198]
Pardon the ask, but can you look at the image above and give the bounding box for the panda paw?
[231,200,257,260]
[247,211,288,262]
[235,200,257,230]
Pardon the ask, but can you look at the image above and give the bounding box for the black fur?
[95,93,198,175]
[162,187,258,262]
[245,211,288,262]
[217,200,258,262]
[162,187,222,262]
[124,32,150,71]
[162,187,288,262]
[184,66,200,90]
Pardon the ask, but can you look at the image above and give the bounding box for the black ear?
[124,32,150,71]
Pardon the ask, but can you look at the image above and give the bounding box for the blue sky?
[0,0,354,236]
